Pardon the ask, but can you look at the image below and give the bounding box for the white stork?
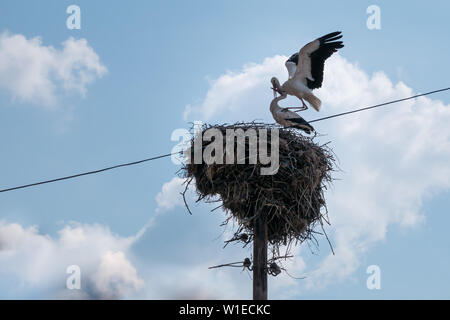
[270,92,314,134]
[271,31,344,112]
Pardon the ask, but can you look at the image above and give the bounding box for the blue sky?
[0,0,449,299]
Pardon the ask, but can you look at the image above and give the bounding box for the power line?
[0,151,180,194]
[309,87,450,123]
[0,87,448,194]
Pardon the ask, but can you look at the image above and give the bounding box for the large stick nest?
[182,122,335,249]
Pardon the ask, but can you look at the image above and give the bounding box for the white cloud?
[183,54,450,293]
[0,32,107,107]
[155,177,189,213]
[184,56,287,122]
[0,221,143,299]
[92,251,144,299]
[143,262,251,300]
[0,176,202,299]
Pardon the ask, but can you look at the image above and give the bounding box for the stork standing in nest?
[270,91,315,134]
[271,31,344,112]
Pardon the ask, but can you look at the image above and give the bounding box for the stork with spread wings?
[271,31,344,112]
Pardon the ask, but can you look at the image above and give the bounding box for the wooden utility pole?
[253,212,268,300]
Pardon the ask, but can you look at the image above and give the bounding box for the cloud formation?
[155,177,187,213]
[0,221,143,299]
[184,56,286,122]
[184,54,450,293]
[0,32,107,107]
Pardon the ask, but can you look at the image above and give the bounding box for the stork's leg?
[285,98,309,112]
[297,98,308,111]
[302,98,308,110]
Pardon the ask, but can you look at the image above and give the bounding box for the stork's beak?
[271,87,277,97]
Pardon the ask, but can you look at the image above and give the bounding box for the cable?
[309,87,450,123]
[0,151,180,193]
[0,87,448,194]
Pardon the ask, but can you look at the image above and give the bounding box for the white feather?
[285,61,297,79]
[293,39,320,83]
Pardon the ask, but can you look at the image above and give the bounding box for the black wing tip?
[286,118,315,131]
[327,35,343,42]
[319,31,343,43]
[322,31,342,37]
[292,125,315,133]
[320,41,344,52]
[333,42,344,48]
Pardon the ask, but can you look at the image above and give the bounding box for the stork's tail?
[286,117,315,134]
[304,93,321,112]
[293,123,314,134]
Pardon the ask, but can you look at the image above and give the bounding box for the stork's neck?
[270,93,287,113]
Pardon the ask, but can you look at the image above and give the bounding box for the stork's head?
[270,77,280,97]
[270,77,284,97]
[270,77,280,89]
